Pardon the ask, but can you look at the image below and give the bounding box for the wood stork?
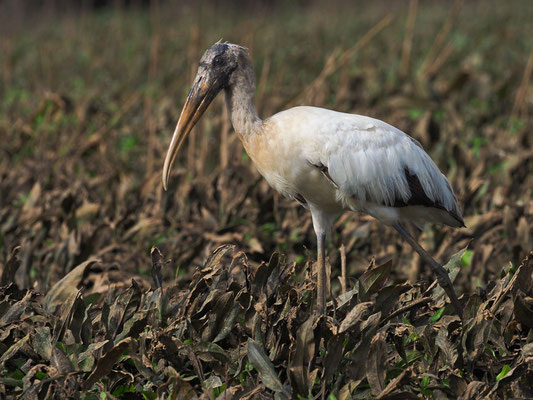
[162,41,464,317]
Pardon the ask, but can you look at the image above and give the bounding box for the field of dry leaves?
[1,0,533,398]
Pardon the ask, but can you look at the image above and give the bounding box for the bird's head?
[162,41,248,190]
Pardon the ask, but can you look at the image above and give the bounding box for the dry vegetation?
[1,0,533,398]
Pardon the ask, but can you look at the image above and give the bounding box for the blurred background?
[1,0,532,295]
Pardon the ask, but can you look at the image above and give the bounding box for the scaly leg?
[393,223,464,318]
[316,231,327,315]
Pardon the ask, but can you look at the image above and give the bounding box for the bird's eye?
[212,56,225,67]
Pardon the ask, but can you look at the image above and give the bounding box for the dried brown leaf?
[32,326,53,361]
[44,258,99,313]
[213,301,240,343]
[81,337,133,391]
[432,247,466,301]
[0,333,30,365]
[203,244,236,269]
[52,290,81,343]
[435,325,458,367]
[202,291,235,342]
[51,346,73,374]
[367,332,387,395]
[78,340,109,372]
[288,316,315,395]
[150,246,163,290]
[458,381,487,400]
[359,259,392,301]
[347,312,381,381]
[196,341,229,363]
[377,392,419,400]
[513,293,533,329]
[247,339,289,398]
[375,368,412,399]
[107,279,142,340]
[0,290,32,325]
[338,379,364,400]
[339,301,373,334]
[323,334,345,382]
[175,378,199,400]
[0,246,21,286]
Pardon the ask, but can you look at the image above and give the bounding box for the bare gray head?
[162,41,255,189]
[197,41,252,92]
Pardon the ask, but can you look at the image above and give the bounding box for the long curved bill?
[162,74,221,190]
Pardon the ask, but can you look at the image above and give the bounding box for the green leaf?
[112,384,135,396]
[430,306,445,322]
[141,392,157,400]
[34,371,48,380]
[214,384,226,397]
[461,250,473,267]
[408,107,424,120]
[496,365,511,381]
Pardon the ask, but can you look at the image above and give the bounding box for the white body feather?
[248,106,462,232]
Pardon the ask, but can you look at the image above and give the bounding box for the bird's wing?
[300,108,462,220]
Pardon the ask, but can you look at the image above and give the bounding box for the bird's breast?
[242,126,343,214]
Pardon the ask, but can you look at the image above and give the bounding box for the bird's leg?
[316,231,327,315]
[393,223,464,318]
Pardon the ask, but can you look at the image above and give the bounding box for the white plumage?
[162,42,464,317]
[257,106,462,229]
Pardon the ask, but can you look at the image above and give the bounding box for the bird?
[162,41,464,318]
